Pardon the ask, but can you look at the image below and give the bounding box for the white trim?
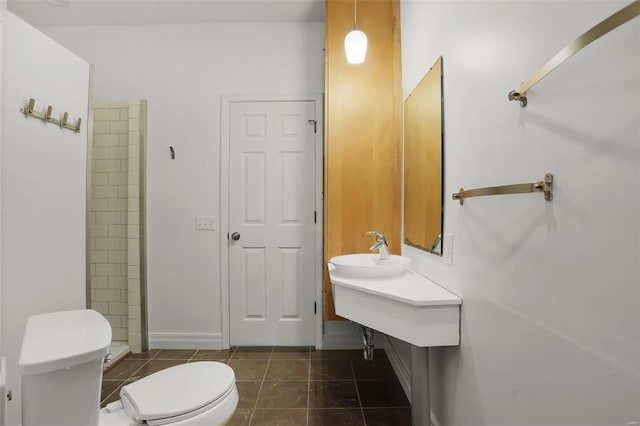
[220,93,323,349]
[0,13,3,360]
[220,97,231,349]
[312,94,324,349]
[149,332,224,350]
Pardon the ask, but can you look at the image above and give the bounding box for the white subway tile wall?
[89,101,147,353]
[90,104,129,344]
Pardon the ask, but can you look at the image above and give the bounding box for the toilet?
[18,309,238,426]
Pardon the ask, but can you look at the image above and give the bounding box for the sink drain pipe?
[362,326,375,360]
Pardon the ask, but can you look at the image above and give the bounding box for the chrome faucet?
[366,231,390,260]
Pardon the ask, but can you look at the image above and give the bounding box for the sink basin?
[329,253,410,278]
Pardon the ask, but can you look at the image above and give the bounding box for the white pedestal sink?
[328,261,461,426]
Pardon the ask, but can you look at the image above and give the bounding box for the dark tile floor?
[102,347,412,426]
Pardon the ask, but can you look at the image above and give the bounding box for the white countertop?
[328,264,462,307]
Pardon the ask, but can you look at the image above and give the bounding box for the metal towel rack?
[452,173,553,205]
[20,98,82,133]
[509,0,640,107]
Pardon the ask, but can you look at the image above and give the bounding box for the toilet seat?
[119,361,235,425]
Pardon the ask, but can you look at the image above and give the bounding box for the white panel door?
[229,101,316,346]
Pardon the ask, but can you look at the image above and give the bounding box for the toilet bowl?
[100,361,238,426]
[19,309,237,426]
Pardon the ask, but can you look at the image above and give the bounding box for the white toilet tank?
[19,309,111,426]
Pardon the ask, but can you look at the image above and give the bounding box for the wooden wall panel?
[324,0,402,320]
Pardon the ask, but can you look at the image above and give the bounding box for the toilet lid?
[120,361,235,424]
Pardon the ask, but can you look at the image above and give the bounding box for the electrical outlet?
[195,215,215,230]
[443,233,453,264]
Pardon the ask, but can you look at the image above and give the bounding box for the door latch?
[307,119,317,133]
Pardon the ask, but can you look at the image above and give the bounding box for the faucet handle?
[365,231,387,244]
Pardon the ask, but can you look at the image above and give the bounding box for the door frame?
[220,94,324,349]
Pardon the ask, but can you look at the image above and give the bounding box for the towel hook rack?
[20,98,82,133]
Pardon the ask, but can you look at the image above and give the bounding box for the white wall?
[1,12,89,425]
[397,1,640,425]
[40,22,325,348]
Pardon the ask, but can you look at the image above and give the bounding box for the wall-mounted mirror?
[403,56,443,255]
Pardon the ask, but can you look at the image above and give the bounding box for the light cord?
[354,0,357,29]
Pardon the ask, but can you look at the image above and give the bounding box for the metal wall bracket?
[508,90,528,107]
[20,98,82,133]
[453,173,553,205]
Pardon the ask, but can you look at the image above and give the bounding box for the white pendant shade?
[344,29,368,64]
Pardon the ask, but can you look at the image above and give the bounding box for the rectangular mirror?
[403,56,443,255]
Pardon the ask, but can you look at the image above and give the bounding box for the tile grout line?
[125,348,160,382]
[351,358,367,426]
[247,347,273,426]
[101,350,159,405]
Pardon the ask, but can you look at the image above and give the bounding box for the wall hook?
[44,105,53,122]
[169,146,175,159]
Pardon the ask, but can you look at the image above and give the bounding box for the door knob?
[231,232,241,241]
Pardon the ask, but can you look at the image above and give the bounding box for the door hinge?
[308,119,317,133]
[314,302,317,314]
[314,211,317,223]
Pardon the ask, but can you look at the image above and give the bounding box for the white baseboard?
[148,332,223,349]
[321,320,362,349]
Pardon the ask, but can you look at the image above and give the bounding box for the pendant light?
[344,0,367,64]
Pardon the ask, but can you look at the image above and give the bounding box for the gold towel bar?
[509,0,640,107]
[20,98,82,133]
[453,173,553,205]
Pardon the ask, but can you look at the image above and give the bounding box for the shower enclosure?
[86,100,148,357]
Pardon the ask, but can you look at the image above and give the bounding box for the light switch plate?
[196,215,215,230]
[443,233,453,264]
